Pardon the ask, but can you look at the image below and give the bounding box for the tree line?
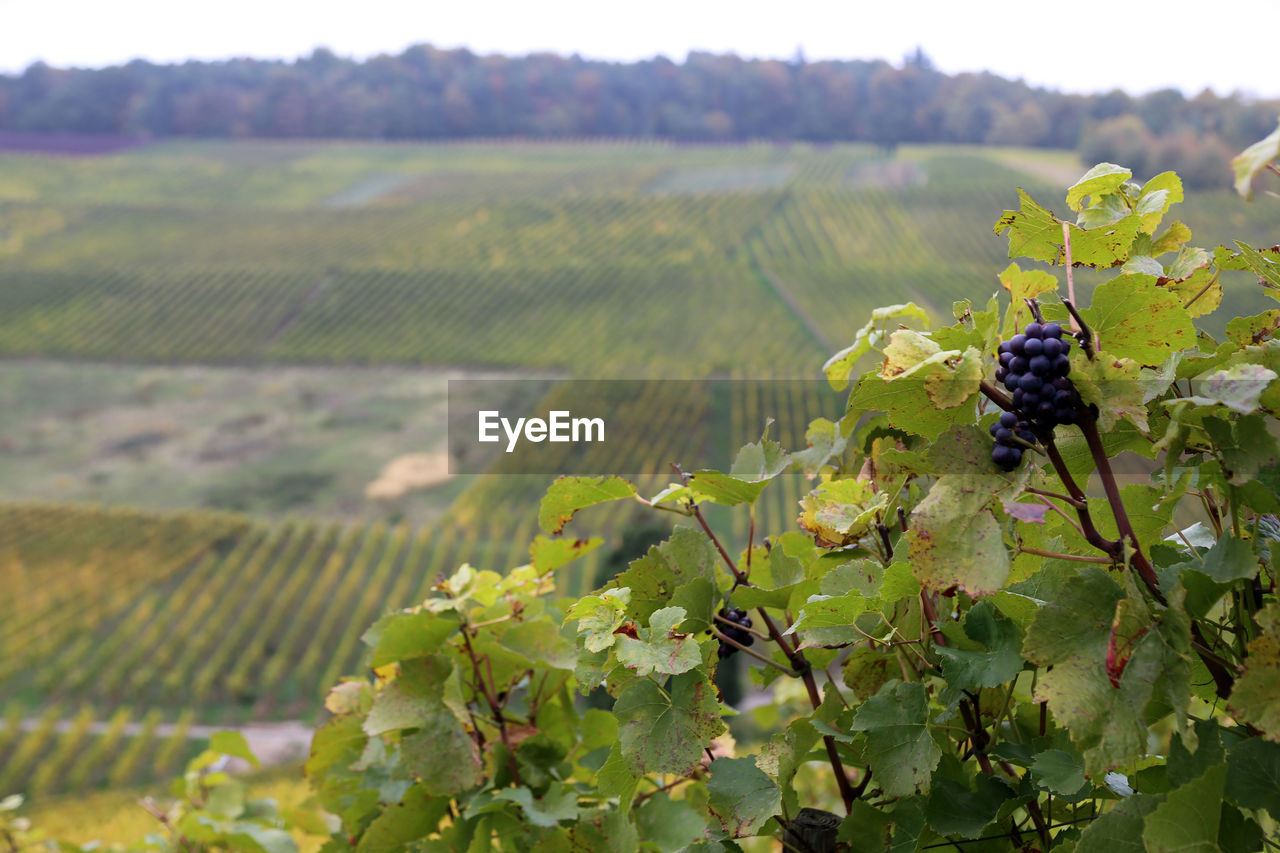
[1,45,1275,186]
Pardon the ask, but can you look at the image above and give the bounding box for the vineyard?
[2,141,1273,377]
[0,373,841,802]
[5,138,1280,837]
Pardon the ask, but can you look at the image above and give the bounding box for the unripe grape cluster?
[991,321,1082,471]
[714,607,754,659]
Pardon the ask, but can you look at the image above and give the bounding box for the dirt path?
[9,718,314,769]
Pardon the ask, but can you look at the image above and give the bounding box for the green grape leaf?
[362,611,459,669]
[757,718,822,815]
[499,619,577,672]
[790,417,847,477]
[882,329,942,377]
[1226,310,1280,347]
[1232,120,1280,199]
[635,793,707,851]
[906,475,1009,597]
[1066,163,1133,212]
[529,535,604,575]
[566,588,632,653]
[690,431,791,506]
[1183,364,1278,415]
[1030,749,1088,796]
[1135,172,1184,233]
[1232,241,1280,289]
[788,591,871,649]
[838,801,893,849]
[1165,268,1221,320]
[614,607,702,677]
[1081,273,1195,365]
[493,784,580,828]
[1023,568,1172,776]
[841,646,896,702]
[539,475,636,534]
[850,682,941,797]
[615,527,716,624]
[1151,219,1192,255]
[567,808,641,852]
[851,372,974,440]
[797,477,888,548]
[1070,352,1148,432]
[925,774,1014,838]
[687,471,767,506]
[613,670,726,776]
[305,714,366,788]
[1225,736,1280,814]
[707,757,782,838]
[364,680,433,737]
[1074,794,1161,853]
[596,744,639,815]
[995,188,1141,268]
[1228,602,1280,740]
[823,302,931,390]
[999,262,1059,337]
[209,730,260,769]
[1142,763,1226,853]
[400,706,483,796]
[355,786,447,853]
[1193,534,1258,584]
[935,601,1023,695]
[924,346,984,409]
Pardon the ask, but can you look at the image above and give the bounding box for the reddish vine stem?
[961,694,1051,848]
[1077,413,1164,600]
[459,624,522,786]
[1076,415,1237,698]
[1037,433,1123,560]
[668,462,857,814]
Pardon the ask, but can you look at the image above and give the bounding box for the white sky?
[1,0,1276,98]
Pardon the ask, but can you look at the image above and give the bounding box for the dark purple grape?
[1053,355,1070,376]
[999,411,1019,428]
[1019,374,1043,393]
[991,444,1019,471]
[1029,355,1052,375]
[1004,375,1019,392]
[1010,356,1029,374]
[1012,388,1025,407]
[995,427,1013,442]
[999,351,1014,367]
[1009,334,1027,354]
[1024,337,1044,356]
[1042,338,1062,358]
[1042,323,1063,339]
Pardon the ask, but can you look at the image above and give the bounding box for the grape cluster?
[992,322,1082,471]
[988,411,1037,471]
[714,607,754,659]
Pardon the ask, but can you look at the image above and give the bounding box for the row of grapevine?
[0,704,200,799]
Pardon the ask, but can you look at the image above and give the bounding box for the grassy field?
[4,138,1279,832]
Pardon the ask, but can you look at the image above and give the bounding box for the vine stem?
[1036,432,1123,559]
[668,461,858,814]
[1077,413,1164,601]
[1076,414,1237,699]
[1018,545,1112,565]
[710,627,798,676]
[458,621,522,786]
[1062,220,1079,320]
